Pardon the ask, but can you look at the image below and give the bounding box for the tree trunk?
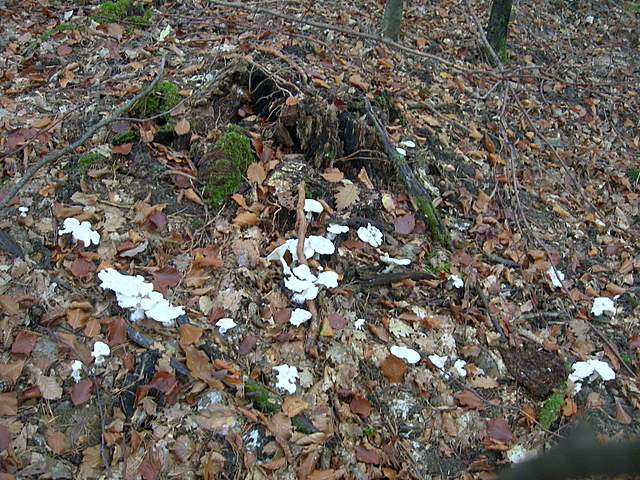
[486,0,512,62]
[382,0,403,42]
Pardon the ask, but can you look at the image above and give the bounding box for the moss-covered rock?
[130,80,180,119]
[95,0,152,28]
[201,125,254,206]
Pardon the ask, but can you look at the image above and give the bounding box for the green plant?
[130,80,180,119]
[203,125,254,206]
[40,22,76,41]
[245,378,280,413]
[362,426,376,438]
[74,152,106,175]
[94,0,152,28]
[538,391,564,430]
[191,218,205,230]
[415,196,451,248]
[112,130,138,145]
[626,168,640,185]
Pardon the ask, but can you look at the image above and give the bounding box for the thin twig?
[0,55,167,213]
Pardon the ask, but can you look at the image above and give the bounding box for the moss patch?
[112,130,138,145]
[538,391,564,430]
[130,80,180,119]
[94,0,152,28]
[73,152,107,176]
[245,378,281,413]
[415,196,452,249]
[203,125,254,206]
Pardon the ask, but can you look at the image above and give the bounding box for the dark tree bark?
[486,0,512,62]
[382,0,403,41]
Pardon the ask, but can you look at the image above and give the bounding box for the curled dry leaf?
[36,373,63,400]
[0,360,25,383]
[11,331,38,355]
[334,183,359,210]
[355,445,380,464]
[71,378,93,406]
[174,118,190,135]
[349,396,372,418]
[381,355,407,383]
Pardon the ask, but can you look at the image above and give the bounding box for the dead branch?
[0,55,166,213]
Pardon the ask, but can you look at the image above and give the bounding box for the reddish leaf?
[349,396,372,418]
[20,385,42,401]
[71,378,93,406]
[139,448,162,480]
[112,142,132,155]
[355,445,380,464]
[148,371,178,394]
[381,355,407,383]
[239,335,257,354]
[46,430,69,454]
[11,331,38,355]
[394,213,415,235]
[57,44,72,56]
[107,317,127,346]
[454,389,485,409]
[0,425,10,453]
[70,257,96,278]
[328,313,347,330]
[151,267,180,295]
[83,318,101,338]
[193,246,223,269]
[486,418,512,443]
[147,211,167,232]
[208,306,225,323]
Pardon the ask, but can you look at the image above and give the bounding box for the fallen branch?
[363,97,451,249]
[0,56,166,213]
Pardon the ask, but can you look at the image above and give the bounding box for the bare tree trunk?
[382,0,403,41]
[486,0,512,62]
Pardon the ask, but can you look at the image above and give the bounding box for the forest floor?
[0,0,639,479]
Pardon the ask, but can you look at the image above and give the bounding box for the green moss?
[204,125,254,206]
[424,260,450,275]
[292,415,318,434]
[539,391,564,430]
[95,0,152,28]
[191,218,205,229]
[112,130,138,145]
[130,80,180,119]
[374,91,404,123]
[626,168,640,184]
[362,426,376,438]
[73,152,106,175]
[415,196,451,249]
[245,378,281,413]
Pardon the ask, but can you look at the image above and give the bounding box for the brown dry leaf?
[562,397,577,417]
[349,397,372,418]
[67,308,90,330]
[151,267,180,295]
[355,445,380,464]
[334,183,359,210]
[394,214,416,235]
[233,211,259,226]
[0,295,19,315]
[615,398,632,425]
[454,389,485,409]
[282,396,308,417]
[179,324,203,348]
[357,167,374,190]
[175,118,190,135]
[192,246,223,269]
[381,355,407,383]
[348,74,368,91]
[246,162,266,184]
[185,347,222,388]
[47,430,69,454]
[107,317,127,346]
[83,318,101,338]
[106,23,124,40]
[320,168,344,183]
[486,418,512,443]
[36,373,63,400]
[307,470,339,480]
[0,392,17,416]
[0,360,25,383]
[183,188,203,205]
[194,405,237,433]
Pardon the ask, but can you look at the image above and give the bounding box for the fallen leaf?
[233,211,259,226]
[615,398,632,425]
[0,392,17,416]
[36,373,63,400]
[106,23,124,40]
[394,213,415,235]
[71,378,93,406]
[282,396,308,417]
[179,324,203,347]
[327,313,347,330]
[185,347,221,388]
[139,448,162,480]
[193,246,223,269]
[175,118,190,135]
[83,318,101,338]
[0,360,25,383]
[112,143,133,155]
[381,355,407,383]
[454,389,485,409]
[320,168,344,183]
[355,445,380,464]
[70,257,96,278]
[486,418,512,443]
[11,331,38,355]
[47,430,69,454]
[349,74,368,91]
[0,295,20,314]
[108,317,127,346]
[0,425,10,452]
[357,167,374,190]
[239,335,257,354]
[349,397,372,418]
[246,162,266,184]
[151,267,180,295]
[334,183,359,210]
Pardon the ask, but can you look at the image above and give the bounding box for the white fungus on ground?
[380,254,411,266]
[290,308,312,327]
[327,224,349,235]
[70,360,84,382]
[91,341,110,366]
[18,206,29,217]
[354,318,366,330]
[216,318,237,335]
[448,274,464,289]
[98,268,185,325]
[547,266,565,289]
[568,358,615,392]
[357,223,383,247]
[428,354,448,370]
[59,217,101,247]
[273,364,299,394]
[591,297,616,317]
[304,199,324,213]
[390,346,421,364]
[453,359,468,377]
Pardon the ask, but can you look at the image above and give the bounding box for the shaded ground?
[0,0,639,479]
